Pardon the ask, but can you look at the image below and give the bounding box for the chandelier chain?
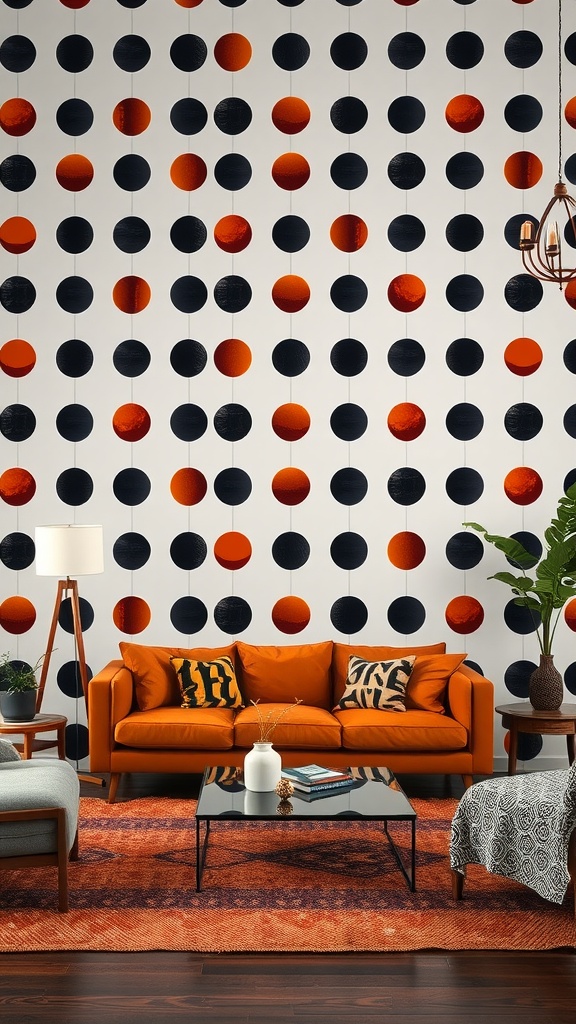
[558,0,563,182]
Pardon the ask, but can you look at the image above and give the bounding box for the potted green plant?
[0,654,42,722]
[463,482,576,710]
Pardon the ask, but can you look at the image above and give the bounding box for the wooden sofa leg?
[108,772,121,804]
[56,808,69,913]
[462,774,474,790]
[70,830,79,862]
[452,869,465,900]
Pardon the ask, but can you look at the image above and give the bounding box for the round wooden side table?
[0,712,67,760]
[495,702,576,775]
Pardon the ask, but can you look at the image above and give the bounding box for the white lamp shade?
[35,524,104,577]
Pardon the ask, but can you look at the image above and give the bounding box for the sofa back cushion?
[331,642,446,704]
[236,641,333,708]
[405,653,467,714]
[119,642,237,711]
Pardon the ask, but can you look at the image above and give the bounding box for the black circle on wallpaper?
[504,213,538,251]
[56,468,94,506]
[57,661,92,700]
[446,338,484,376]
[170,216,207,253]
[330,97,368,134]
[2,0,34,7]
[214,403,252,442]
[504,274,543,312]
[170,404,208,442]
[330,32,368,71]
[330,275,367,312]
[170,596,208,635]
[58,592,94,634]
[214,97,252,135]
[445,214,484,251]
[387,596,426,635]
[214,596,252,635]
[387,96,425,134]
[170,532,207,571]
[113,532,151,570]
[564,662,576,697]
[56,276,93,314]
[446,31,484,69]
[214,153,252,190]
[170,98,208,135]
[0,532,35,571]
[113,34,151,72]
[113,467,151,506]
[56,339,93,378]
[504,94,542,133]
[272,33,310,71]
[445,531,484,570]
[564,339,576,372]
[330,404,368,441]
[0,35,36,72]
[445,403,484,441]
[504,597,540,636]
[564,217,576,250]
[504,31,543,69]
[564,468,576,494]
[330,532,368,570]
[388,338,426,377]
[564,405,576,439]
[214,468,252,506]
[272,532,310,570]
[445,151,484,189]
[330,596,368,635]
[65,723,89,763]
[388,32,425,70]
[445,275,484,312]
[170,339,208,377]
[565,155,576,186]
[170,276,208,313]
[0,276,35,313]
[515,733,543,762]
[113,154,151,191]
[219,0,248,7]
[56,98,94,136]
[0,154,36,191]
[56,35,94,73]
[566,32,576,65]
[388,152,426,190]
[277,0,306,6]
[272,338,310,377]
[214,275,252,313]
[272,215,310,252]
[388,468,426,506]
[504,660,535,699]
[445,467,484,505]
[170,34,207,72]
[388,215,425,252]
[330,468,368,506]
[505,403,543,441]
[56,404,93,442]
[113,340,150,377]
[56,216,93,254]
[331,338,368,377]
[335,0,363,5]
[113,216,151,253]
[507,532,541,570]
[0,403,35,442]
[330,152,368,190]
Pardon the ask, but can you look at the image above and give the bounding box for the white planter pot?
[243,742,282,792]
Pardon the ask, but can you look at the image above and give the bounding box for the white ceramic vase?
[243,741,282,792]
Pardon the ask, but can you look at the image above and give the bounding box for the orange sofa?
[88,640,494,802]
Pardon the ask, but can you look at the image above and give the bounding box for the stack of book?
[281,764,354,800]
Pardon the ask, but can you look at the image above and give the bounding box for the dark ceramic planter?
[0,688,37,722]
[528,654,564,711]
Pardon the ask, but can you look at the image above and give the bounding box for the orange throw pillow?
[404,653,467,714]
[236,641,333,708]
[119,642,236,711]
[331,642,446,704]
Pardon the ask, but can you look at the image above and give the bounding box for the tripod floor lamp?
[35,524,104,787]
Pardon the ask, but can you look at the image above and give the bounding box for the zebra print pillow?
[335,656,416,713]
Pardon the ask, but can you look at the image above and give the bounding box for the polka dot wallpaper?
[2,0,576,768]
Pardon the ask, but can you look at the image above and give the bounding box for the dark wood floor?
[1,771,574,1024]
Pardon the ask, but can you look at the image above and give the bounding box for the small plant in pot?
[0,654,42,722]
[463,482,576,710]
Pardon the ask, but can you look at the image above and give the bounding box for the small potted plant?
[0,654,42,722]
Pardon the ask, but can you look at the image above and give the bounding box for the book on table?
[281,765,354,795]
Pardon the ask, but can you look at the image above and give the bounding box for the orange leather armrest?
[88,660,134,772]
[449,664,494,775]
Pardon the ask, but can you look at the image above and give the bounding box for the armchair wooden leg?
[452,868,465,900]
[462,774,474,790]
[70,829,79,862]
[568,829,576,919]
[108,772,121,804]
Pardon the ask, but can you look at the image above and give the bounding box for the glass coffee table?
[195,765,417,892]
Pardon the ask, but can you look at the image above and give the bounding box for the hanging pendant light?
[519,0,576,289]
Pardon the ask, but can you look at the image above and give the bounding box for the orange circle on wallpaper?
[387,274,426,312]
[113,276,151,313]
[170,154,207,191]
[174,0,204,7]
[271,153,310,190]
[170,468,207,506]
[214,215,252,253]
[330,215,368,253]
[387,532,426,570]
[504,152,543,189]
[214,532,252,570]
[271,96,311,134]
[565,97,576,129]
[0,217,36,254]
[272,275,310,313]
[0,468,36,506]
[113,596,151,635]
[0,596,36,635]
[0,339,36,377]
[272,596,311,635]
[113,98,151,136]
[565,280,576,310]
[504,337,542,376]
[564,598,576,632]
[387,403,426,441]
[445,94,484,133]
[56,154,94,191]
[272,468,311,506]
[113,404,151,442]
[214,33,252,71]
[504,467,543,505]
[214,338,252,377]
[0,98,36,136]
[272,403,310,441]
[445,596,484,634]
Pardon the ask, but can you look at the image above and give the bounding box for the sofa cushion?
[114,706,236,749]
[334,707,468,752]
[335,656,415,712]
[405,653,467,714]
[331,642,446,704]
[236,641,333,708]
[119,642,236,711]
[234,704,341,749]
[170,655,243,709]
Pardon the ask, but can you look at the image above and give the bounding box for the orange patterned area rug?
[2,796,574,953]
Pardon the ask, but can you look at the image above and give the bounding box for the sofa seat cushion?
[234,704,341,750]
[334,708,468,751]
[236,641,333,708]
[114,706,236,750]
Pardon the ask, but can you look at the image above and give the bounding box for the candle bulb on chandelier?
[546,221,559,253]
[520,220,533,242]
